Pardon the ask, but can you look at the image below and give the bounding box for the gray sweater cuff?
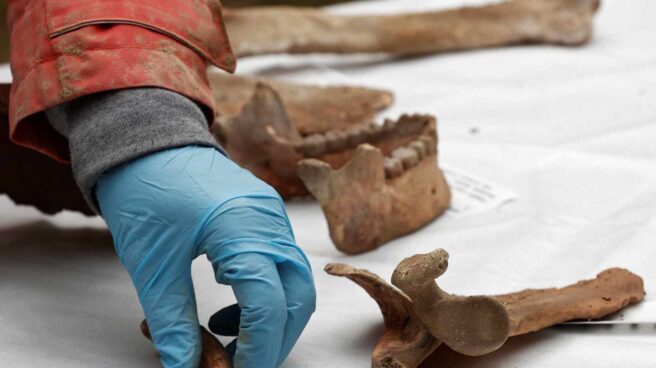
[45,88,223,213]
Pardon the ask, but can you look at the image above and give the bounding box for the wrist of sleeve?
[45,88,224,213]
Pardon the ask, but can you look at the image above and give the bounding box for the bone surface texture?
[225,0,601,57]
[326,249,645,367]
[209,73,393,136]
[298,115,451,253]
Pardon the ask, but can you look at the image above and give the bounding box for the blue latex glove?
[95,146,316,368]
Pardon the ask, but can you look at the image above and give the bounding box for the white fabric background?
[1,0,655,366]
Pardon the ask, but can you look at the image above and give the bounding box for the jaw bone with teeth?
[216,81,446,200]
[325,249,645,368]
[214,78,402,198]
[297,116,451,254]
[217,82,451,253]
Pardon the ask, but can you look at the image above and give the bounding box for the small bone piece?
[326,249,645,368]
[140,320,232,368]
[298,141,451,254]
[324,264,440,368]
[225,0,601,57]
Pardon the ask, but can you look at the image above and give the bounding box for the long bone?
[393,250,646,339]
[297,132,451,253]
[0,0,601,62]
[325,249,645,367]
[225,0,601,57]
[140,320,232,368]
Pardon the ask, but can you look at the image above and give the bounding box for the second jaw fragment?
[297,116,451,254]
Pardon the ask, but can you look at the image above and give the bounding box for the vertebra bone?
[326,249,645,368]
[392,250,510,356]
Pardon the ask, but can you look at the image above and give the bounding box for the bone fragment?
[298,138,451,253]
[495,268,646,336]
[225,0,601,57]
[326,249,645,367]
[140,320,232,368]
[324,264,440,368]
[210,72,393,136]
[392,250,511,356]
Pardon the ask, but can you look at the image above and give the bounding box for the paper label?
[442,166,517,218]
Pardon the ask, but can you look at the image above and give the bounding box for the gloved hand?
[95,145,316,368]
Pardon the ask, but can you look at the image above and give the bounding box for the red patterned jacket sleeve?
[7,0,235,162]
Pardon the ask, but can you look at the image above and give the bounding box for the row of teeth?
[383,135,437,179]
[297,114,433,157]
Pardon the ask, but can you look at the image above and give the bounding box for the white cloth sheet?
[1,0,655,366]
